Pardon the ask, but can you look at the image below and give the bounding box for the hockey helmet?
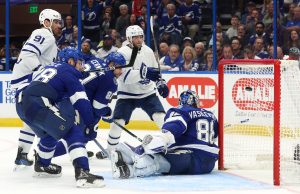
[58,47,83,64]
[126,25,144,43]
[179,90,200,108]
[39,9,61,25]
[106,52,126,67]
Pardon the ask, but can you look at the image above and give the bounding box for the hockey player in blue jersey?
[52,52,126,158]
[15,48,104,188]
[110,90,219,178]
[12,9,62,167]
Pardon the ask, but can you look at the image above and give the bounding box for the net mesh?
[221,60,300,184]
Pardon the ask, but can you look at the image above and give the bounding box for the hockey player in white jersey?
[106,25,169,154]
[11,9,62,167]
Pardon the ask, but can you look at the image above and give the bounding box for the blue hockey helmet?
[58,47,83,63]
[179,90,200,108]
[106,52,126,67]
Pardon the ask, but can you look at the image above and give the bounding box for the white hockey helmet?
[126,25,144,44]
[39,9,62,26]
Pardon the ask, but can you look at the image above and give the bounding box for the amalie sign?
[165,77,218,108]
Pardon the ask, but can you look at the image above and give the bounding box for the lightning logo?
[41,97,66,121]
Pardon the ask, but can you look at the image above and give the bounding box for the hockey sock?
[152,112,165,129]
[37,136,57,166]
[53,140,68,157]
[107,119,125,149]
[18,124,35,153]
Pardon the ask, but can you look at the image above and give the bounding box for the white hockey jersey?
[117,44,158,99]
[11,28,58,89]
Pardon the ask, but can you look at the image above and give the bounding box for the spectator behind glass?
[101,12,114,38]
[284,30,300,54]
[62,15,74,43]
[159,3,183,45]
[159,42,169,58]
[231,37,244,59]
[244,45,260,59]
[182,46,199,71]
[194,42,205,66]
[182,37,195,50]
[286,6,300,33]
[129,14,138,26]
[159,44,184,71]
[222,44,234,60]
[82,0,111,46]
[177,0,201,39]
[241,1,256,25]
[96,35,118,59]
[287,47,300,60]
[81,39,97,62]
[283,3,297,26]
[268,45,284,59]
[253,37,269,59]
[248,22,270,46]
[115,4,130,39]
[226,15,240,39]
[237,24,249,48]
[70,25,78,48]
[245,8,261,36]
[0,46,5,70]
[201,49,214,71]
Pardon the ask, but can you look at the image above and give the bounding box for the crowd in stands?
[1,0,300,71]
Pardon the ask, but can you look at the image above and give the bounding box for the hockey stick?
[150,16,161,72]
[93,139,108,158]
[85,46,139,73]
[113,120,143,142]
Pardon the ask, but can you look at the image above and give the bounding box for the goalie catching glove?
[140,63,161,82]
[156,79,169,98]
[142,131,175,154]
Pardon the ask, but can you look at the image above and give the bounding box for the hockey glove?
[140,63,161,82]
[85,123,98,141]
[156,79,169,98]
[99,106,114,123]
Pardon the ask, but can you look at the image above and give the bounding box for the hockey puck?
[96,151,108,159]
[245,86,252,91]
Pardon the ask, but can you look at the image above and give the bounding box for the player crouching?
[15,48,104,188]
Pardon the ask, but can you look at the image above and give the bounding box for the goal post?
[218,59,300,186]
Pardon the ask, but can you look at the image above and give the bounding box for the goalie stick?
[85,46,139,73]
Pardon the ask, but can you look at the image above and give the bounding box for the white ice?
[0,127,299,194]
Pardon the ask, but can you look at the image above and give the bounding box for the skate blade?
[13,164,31,172]
[33,171,62,178]
[76,179,105,188]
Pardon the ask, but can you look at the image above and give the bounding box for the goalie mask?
[179,90,200,108]
[106,52,126,67]
[126,25,144,46]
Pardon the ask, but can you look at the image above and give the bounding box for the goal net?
[218,59,300,185]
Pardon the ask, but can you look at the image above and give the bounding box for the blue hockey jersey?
[82,58,117,119]
[29,62,96,127]
[162,105,219,158]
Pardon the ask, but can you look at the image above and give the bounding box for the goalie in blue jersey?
[110,90,219,178]
[15,48,105,188]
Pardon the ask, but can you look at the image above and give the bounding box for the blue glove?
[140,63,161,82]
[99,106,112,117]
[85,123,98,141]
[156,79,169,98]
